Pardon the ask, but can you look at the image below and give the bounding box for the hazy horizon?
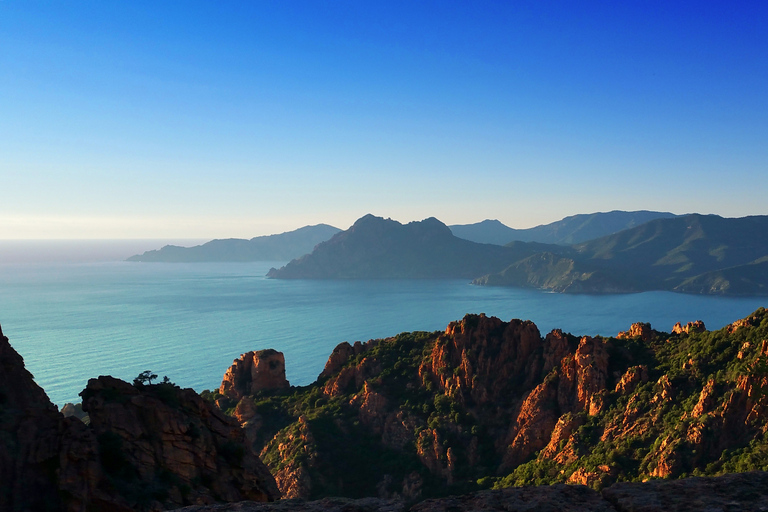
[2,2,766,238]
[0,209,761,242]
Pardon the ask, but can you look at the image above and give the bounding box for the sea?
[0,240,765,407]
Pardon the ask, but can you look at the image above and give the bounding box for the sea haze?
[0,242,764,406]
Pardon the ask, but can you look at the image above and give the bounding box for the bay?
[0,251,765,407]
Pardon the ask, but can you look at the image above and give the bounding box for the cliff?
[0,324,279,511]
[0,323,102,511]
[80,376,280,509]
[217,307,768,501]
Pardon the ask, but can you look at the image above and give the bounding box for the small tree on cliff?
[133,370,158,387]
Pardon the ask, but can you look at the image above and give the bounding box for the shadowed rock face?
[0,324,279,511]
[220,350,290,400]
[81,376,280,509]
[0,323,104,512]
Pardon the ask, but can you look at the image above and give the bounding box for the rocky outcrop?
[617,322,655,341]
[419,314,543,406]
[614,365,648,395]
[323,349,382,398]
[1,323,279,511]
[218,307,768,501]
[220,350,290,400]
[61,401,90,423]
[81,375,280,509]
[259,416,317,499]
[0,323,104,512]
[319,341,367,380]
[539,413,584,464]
[672,320,706,335]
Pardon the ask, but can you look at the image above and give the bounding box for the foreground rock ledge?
[0,324,279,512]
[170,471,768,512]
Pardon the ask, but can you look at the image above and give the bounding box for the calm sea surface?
[0,242,765,406]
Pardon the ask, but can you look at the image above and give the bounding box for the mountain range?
[266,214,564,279]
[268,214,768,296]
[127,211,680,263]
[125,211,768,296]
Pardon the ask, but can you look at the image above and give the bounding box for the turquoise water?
[0,256,765,407]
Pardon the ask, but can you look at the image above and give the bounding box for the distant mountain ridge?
[475,214,768,295]
[269,213,768,296]
[449,210,678,245]
[127,224,341,262]
[266,214,566,279]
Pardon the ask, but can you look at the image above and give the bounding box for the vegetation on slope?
[208,307,768,502]
[476,214,768,294]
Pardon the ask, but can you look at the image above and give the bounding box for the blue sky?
[1,1,766,238]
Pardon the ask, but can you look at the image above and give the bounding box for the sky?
[1,1,766,239]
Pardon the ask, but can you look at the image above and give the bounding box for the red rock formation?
[419,314,542,406]
[503,379,560,468]
[212,308,768,501]
[615,365,649,394]
[319,341,368,379]
[220,349,289,400]
[652,375,673,403]
[380,411,421,451]
[692,379,717,418]
[617,322,655,341]
[555,336,611,415]
[567,466,614,488]
[542,329,575,376]
[672,320,706,335]
[352,382,389,434]
[728,317,754,333]
[261,416,317,499]
[540,413,584,464]
[323,355,382,398]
